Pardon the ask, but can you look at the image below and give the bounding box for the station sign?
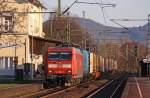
[0,41,24,48]
[143,58,150,63]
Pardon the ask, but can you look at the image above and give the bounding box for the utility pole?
[147,15,150,58]
[57,0,61,16]
[126,43,129,72]
[134,45,138,75]
[50,13,54,37]
[67,12,71,44]
[147,14,150,77]
[82,11,85,19]
[82,11,87,50]
[103,31,106,72]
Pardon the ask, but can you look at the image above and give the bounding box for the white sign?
[143,58,150,63]
[0,41,24,48]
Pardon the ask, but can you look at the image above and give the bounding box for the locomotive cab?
[44,47,83,87]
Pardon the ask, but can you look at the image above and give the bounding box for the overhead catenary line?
[76,1,116,6]
[0,11,56,14]
[55,28,127,33]
[110,18,149,32]
[95,0,107,24]
[62,0,78,15]
[110,19,148,21]
[110,19,129,30]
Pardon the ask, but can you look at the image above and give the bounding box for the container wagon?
[80,48,90,81]
[89,52,101,79]
[89,53,97,75]
[100,56,105,72]
[95,55,101,79]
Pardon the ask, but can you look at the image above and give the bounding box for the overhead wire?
[62,0,78,15]
[94,0,107,24]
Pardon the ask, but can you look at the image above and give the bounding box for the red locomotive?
[44,47,83,86]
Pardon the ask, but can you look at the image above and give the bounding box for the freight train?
[43,46,118,87]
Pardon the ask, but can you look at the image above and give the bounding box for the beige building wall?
[0,35,27,64]
[0,0,45,76]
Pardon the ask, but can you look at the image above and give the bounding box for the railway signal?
[134,45,138,57]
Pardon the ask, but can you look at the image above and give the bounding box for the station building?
[0,0,46,77]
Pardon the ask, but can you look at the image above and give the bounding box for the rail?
[85,74,127,98]
[40,80,94,98]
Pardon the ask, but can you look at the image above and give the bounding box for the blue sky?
[40,0,150,27]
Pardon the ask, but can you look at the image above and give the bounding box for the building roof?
[28,0,47,9]
[1,0,47,9]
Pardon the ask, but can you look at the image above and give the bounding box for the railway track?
[1,79,104,98]
[17,80,94,98]
[2,73,124,98]
[15,73,122,98]
[0,84,43,98]
[35,74,123,98]
[40,80,101,98]
[85,74,128,98]
[16,86,64,98]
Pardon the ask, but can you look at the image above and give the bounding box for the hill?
[74,17,147,44]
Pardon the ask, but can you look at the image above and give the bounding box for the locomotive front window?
[60,52,72,60]
[48,53,60,60]
[48,52,72,60]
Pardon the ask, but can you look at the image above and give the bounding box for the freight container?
[89,53,97,73]
[100,56,105,72]
[89,53,98,73]
[80,49,90,76]
[96,54,99,71]
[90,52,94,74]
[108,59,113,71]
[105,58,109,71]
[93,53,97,73]
[94,55,102,79]
[114,60,118,70]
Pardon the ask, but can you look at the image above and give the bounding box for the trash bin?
[24,63,35,80]
[15,69,24,81]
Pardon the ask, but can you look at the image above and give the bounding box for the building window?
[0,12,14,33]
[0,57,14,70]
[4,16,13,32]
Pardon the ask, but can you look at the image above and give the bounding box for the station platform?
[122,77,150,98]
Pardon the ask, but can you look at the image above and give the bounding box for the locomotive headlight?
[63,64,71,68]
[48,64,57,68]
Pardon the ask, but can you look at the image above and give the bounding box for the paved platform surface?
[122,77,150,98]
